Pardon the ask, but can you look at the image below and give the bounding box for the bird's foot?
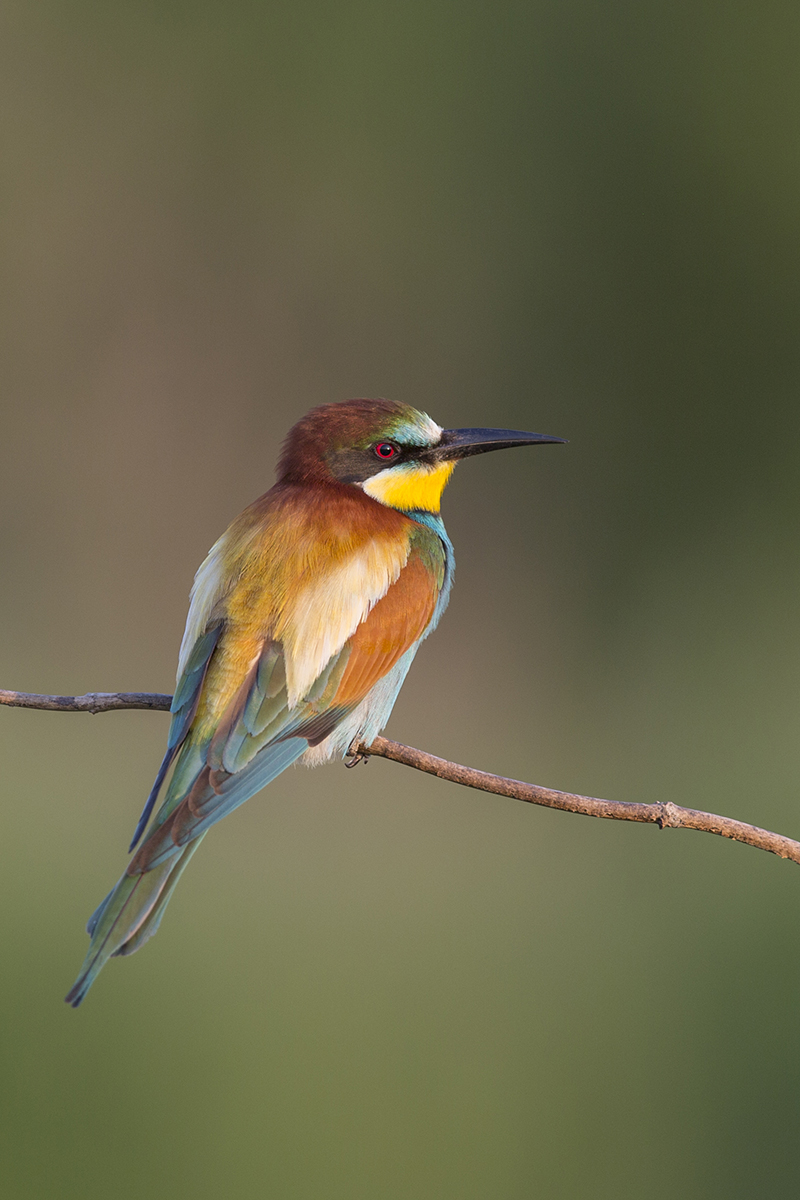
[345,741,369,768]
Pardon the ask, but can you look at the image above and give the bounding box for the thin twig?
[0,689,172,714]
[3,687,800,868]
[359,736,800,865]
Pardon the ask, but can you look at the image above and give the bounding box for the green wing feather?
[127,623,222,851]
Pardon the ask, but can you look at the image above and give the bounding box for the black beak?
[423,427,567,463]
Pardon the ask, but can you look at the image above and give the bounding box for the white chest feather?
[277,537,410,707]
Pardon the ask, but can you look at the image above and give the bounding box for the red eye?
[374,442,398,460]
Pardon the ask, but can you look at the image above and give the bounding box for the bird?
[65,398,564,1006]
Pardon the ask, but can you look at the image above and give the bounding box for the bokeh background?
[2,1,800,1196]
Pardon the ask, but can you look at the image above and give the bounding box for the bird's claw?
[345,742,369,768]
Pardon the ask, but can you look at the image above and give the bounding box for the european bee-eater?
[66,399,563,1006]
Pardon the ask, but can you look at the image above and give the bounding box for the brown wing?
[332,552,439,706]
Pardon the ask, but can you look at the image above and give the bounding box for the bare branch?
[0,689,171,714]
[3,687,800,869]
[359,737,800,866]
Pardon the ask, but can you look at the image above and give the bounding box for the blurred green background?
[2,1,800,1196]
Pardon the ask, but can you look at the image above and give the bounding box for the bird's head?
[279,398,565,514]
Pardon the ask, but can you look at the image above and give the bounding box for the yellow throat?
[362,461,456,513]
